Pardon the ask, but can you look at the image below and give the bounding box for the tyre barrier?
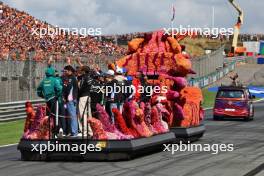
[17,124,205,161]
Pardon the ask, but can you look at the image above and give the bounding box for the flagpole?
[171,4,175,37]
[171,19,174,37]
[212,5,215,28]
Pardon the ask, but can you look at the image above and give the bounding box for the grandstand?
[0,3,125,62]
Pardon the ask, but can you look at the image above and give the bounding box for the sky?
[2,0,264,35]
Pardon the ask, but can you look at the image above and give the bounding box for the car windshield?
[217,90,245,98]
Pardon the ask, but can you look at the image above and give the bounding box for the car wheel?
[249,114,254,121]
[245,115,254,121]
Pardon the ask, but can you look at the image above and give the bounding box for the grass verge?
[0,119,24,146]
[202,88,216,109]
[0,90,260,146]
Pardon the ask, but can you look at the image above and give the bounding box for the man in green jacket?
[37,67,63,136]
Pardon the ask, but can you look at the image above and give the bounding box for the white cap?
[116,68,123,74]
[106,69,115,76]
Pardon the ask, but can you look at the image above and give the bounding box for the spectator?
[0,3,126,62]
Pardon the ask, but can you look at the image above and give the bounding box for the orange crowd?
[0,3,126,61]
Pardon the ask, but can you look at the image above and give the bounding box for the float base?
[17,132,175,161]
[170,124,206,143]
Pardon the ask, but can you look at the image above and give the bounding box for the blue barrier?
[257,57,264,64]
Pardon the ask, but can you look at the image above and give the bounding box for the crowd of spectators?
[0,2,126,61]
[1,2,263,62]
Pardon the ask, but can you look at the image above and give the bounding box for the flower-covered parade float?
[17,30,205,161]
[116,30,205,141]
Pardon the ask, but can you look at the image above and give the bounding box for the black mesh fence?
[0,47,224,103]
[0,52,116,103]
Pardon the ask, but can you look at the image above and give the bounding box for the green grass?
[180,37,224,57]
[0,120,24,146]
[202,88,216,108]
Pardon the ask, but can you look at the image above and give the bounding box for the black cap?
[64,65,75,73]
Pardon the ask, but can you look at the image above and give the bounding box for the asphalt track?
[1,102,264,176]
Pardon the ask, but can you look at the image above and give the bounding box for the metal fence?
[191,46,225,78]
[0,99,45,122]
[189,61,236,88]
[188,45,231,87]
[0,46,226,103]
[0,52,116,103]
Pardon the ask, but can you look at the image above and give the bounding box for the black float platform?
[17,132,175,161]
[170,124,206,143]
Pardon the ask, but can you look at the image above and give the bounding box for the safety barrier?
[0,99,45,122]
[191,46,225,78]
[188,61,236,88]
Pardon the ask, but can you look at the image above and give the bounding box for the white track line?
[253,98,264,103]
[204,107,213,110]
[0,143,18,148]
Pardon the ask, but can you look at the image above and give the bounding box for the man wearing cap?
[37,67,62,136]
[114,68,127,113]
[45,57,67,135]
[105,69,117,123]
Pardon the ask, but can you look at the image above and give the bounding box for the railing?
[0,46,226,103]
[189,60,236,88]
[0,99,45,122]
[0,46,230,122]
[191,46,225,78]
